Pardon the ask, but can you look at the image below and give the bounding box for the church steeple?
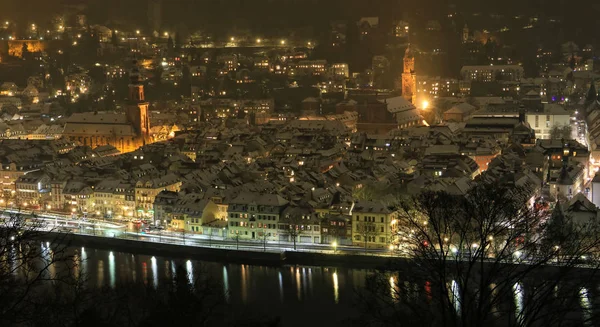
[128,57,145,102]
[402,44,416,104]
[126,57,150,141]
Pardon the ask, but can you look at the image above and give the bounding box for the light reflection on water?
[150,256,158,289]
[333,271,339,304]
[278,271,284,302]
[33,247,599,327]
[581,287,592,326]
[186,259,193,284]
[450,280,461,316]
[223,266,230,302]
[108,251,115,288]
[513,282,524,324]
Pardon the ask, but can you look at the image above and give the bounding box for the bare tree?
[282,214,303,251]
[549,124,573,140]
[354,182,600,327]
[0,212,74,326]
[355,219,378,253]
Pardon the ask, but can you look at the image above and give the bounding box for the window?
[356,215,360,221]
[380,237,385,243]
[380,227,384,232]
[380,217,384,223]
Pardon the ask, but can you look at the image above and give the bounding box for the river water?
[71,246,367,327]
[37,244,600,327]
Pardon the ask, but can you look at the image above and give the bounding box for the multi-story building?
[294,60,327,76]
[525,103,571,139]
[351,200,398,248]
[153,190,178,225]
[134,173,181,218]
[279,205,322,244]
[393,20,409,39]
[216,54,238,72]
[460,65,524,82]
[63,181,94,215]
[0,162,43,194]
[92,179,121,218]
[416,76,460,100]
[227,192,288,241]
[330,63,349,78]
[15,172,49,209]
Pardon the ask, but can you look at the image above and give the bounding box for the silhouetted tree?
[355,182,600,327]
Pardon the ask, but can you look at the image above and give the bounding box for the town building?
[351,201,398,249]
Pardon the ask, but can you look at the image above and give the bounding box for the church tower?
[402,44,416,104]
[127,58,150,142]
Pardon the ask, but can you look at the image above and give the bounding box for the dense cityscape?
[1,0,600,326]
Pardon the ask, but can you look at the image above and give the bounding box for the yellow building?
[135,174,181,218]
[351,201,398,248]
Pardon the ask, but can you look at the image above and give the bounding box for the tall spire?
[129,55,141,86]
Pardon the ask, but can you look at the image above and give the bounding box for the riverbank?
[41,231,399,269]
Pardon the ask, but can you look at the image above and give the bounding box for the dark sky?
[0,0,596,33]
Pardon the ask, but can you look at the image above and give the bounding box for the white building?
[525,104,571,139]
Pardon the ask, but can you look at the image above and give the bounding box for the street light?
[422,100,429,110]
[332,241,338,254]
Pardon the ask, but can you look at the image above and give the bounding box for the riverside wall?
[38,232,600,278]
[40,232,397,269]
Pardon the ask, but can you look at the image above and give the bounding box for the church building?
[63,59,151,153]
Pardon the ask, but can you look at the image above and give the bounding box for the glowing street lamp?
[136,30,140,35]
[256,38,261,44]
[230,37,235,42]
[280,40,286,45]
[422,100,429,110]
[164,32,169,37]
[332,241,338,254]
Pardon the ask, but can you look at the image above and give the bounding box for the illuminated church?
[63,59,150,153]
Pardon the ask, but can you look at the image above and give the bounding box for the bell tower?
[402,44,416,104]
[126,58,150,140]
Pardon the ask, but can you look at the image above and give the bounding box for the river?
[34,244,600,327]
[69,246,367,327]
